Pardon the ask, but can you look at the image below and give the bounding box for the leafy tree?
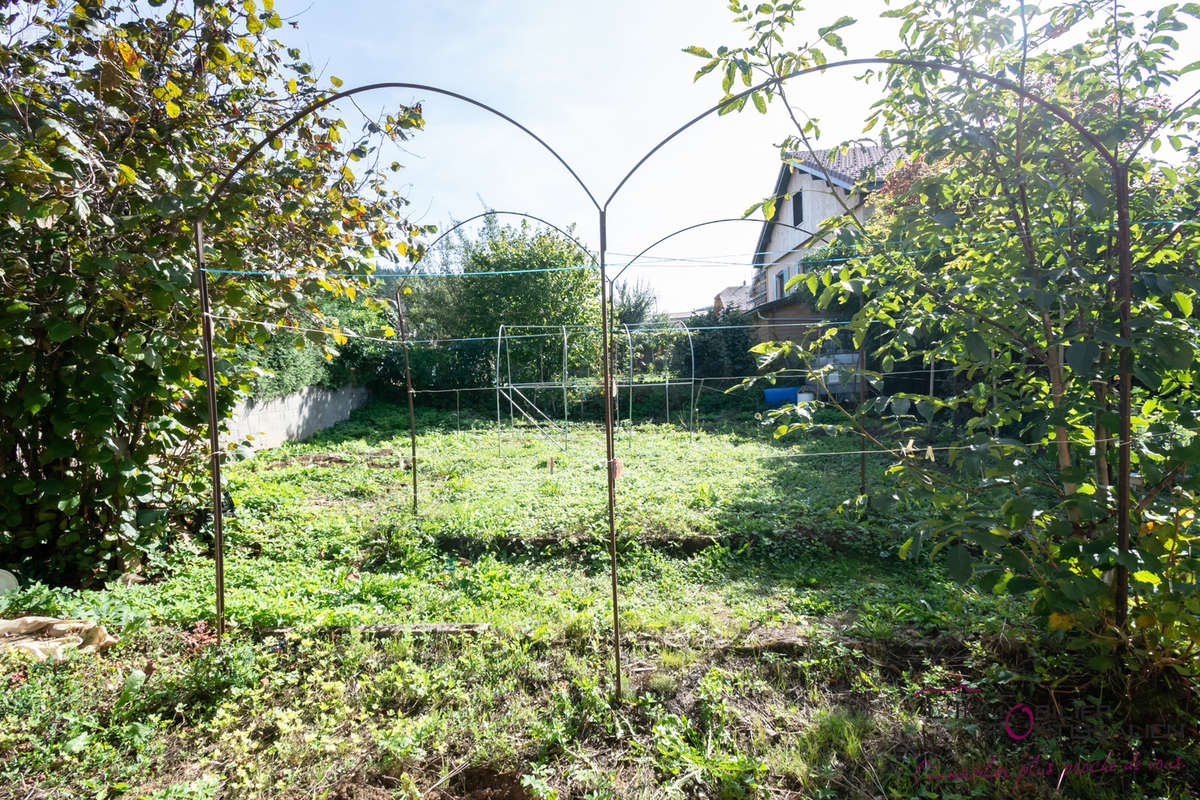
[0,0,427,582]
[691,0,1200,666]
[613,278,660,326]
[677,307,755,380]
[394,215,601,393]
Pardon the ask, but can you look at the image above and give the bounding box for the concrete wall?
[222,385,368,450]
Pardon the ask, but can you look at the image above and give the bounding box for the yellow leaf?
[381,325,396,337]
[1136,613,1156,628]
[345,285,355,301]
[330,75,343,88]
[287,78,297,93]
[165,101,181,119]
[403,287,412,295]
[1048,612,1074,631]
[116,40,137,67]
[340,165,355,183]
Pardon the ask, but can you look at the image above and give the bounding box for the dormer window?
[792,190,803,227]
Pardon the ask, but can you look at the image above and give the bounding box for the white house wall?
[759,170,871,303]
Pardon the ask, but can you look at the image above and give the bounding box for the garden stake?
[395,288,418,517]
[859,321,867,498]
[194,221,226,642]
[597,209,623,702]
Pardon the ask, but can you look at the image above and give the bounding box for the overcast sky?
[273,0,1198,314]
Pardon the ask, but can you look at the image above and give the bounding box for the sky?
[271,0,1198,315]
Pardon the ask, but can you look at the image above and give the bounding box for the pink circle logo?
[1005,704,1034,740]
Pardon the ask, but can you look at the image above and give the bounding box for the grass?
[2,402,1196,799]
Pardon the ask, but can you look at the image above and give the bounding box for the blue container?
[763,387,799,408]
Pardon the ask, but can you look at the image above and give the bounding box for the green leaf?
[62,733,92,754]
[1173,291,1193,317]
[1065,341,1098,375]
[752,92,767,114]
[1132,569,1161,586]
[964,331,988,362]
[47,320,77,342]
[683,46,713,58]
[946,544,972,583]
[1006,576,1040,595]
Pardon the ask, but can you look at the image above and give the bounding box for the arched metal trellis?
[193,52,1154,701]
[493,322,698,449]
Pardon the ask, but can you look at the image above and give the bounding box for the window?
[775,270,785,300]
[791,190,803,227]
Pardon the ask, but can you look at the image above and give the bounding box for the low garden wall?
[222,385,368,450]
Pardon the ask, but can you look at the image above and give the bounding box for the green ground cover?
[1,404,1195,799]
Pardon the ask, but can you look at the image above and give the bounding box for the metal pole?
[664,353,670,423]
[195,221,226,642]
[395,288,418,517]
[678,320,696,439]
[1114,163,1133,629]
[859,321,867,498]
[562,325,569,451]
[456,389,461,434]
[624,323,633,430]
[598,209,622,701]
[496,325,504,455]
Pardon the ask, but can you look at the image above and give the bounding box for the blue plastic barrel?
[762,387,799,408]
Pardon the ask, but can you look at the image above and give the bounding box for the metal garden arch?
[195,55,1149,700]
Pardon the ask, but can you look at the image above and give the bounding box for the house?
[713,282,751,314]
[750,144,900,326]
[748,144,900,396]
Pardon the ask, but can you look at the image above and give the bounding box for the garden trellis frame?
[492,319,699,450]
[194,53,1160,698]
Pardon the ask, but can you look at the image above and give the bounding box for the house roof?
[787,144,901,191]
[715,283,751,310]
[751,144,902,270]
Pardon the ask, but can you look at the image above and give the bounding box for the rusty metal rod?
[598,209,622,701]
[195,222,226,642]
[395,288,418,517]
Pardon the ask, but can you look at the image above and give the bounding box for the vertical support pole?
[1114,163,1133,630]
[496,326,504,455]
[456,389,461,434]
[859,321,867,499]
[395,288,418,517]
[598,209,622,701]
[927,357,936,440]
[562,325,569,452]
[506,337,515,434]
[664,359,670,423]
[676,320,696,440]
[195,221,225,642]
[624,324,633,430]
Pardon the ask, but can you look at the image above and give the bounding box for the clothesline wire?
[198,218,1198,280]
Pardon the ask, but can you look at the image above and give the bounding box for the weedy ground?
[1,403,1195,799]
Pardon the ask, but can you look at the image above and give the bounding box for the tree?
[393,215,601,393]
[691,0,1200,664]
[0,0,427,583]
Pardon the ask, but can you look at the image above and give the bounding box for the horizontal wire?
[199,219,1197,281]
[609,218,1198,266]
[203,264,601,279]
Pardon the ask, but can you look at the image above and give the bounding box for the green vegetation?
[0,0,428,583]
[691,0,1200,677]
[3,405,1195,798]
